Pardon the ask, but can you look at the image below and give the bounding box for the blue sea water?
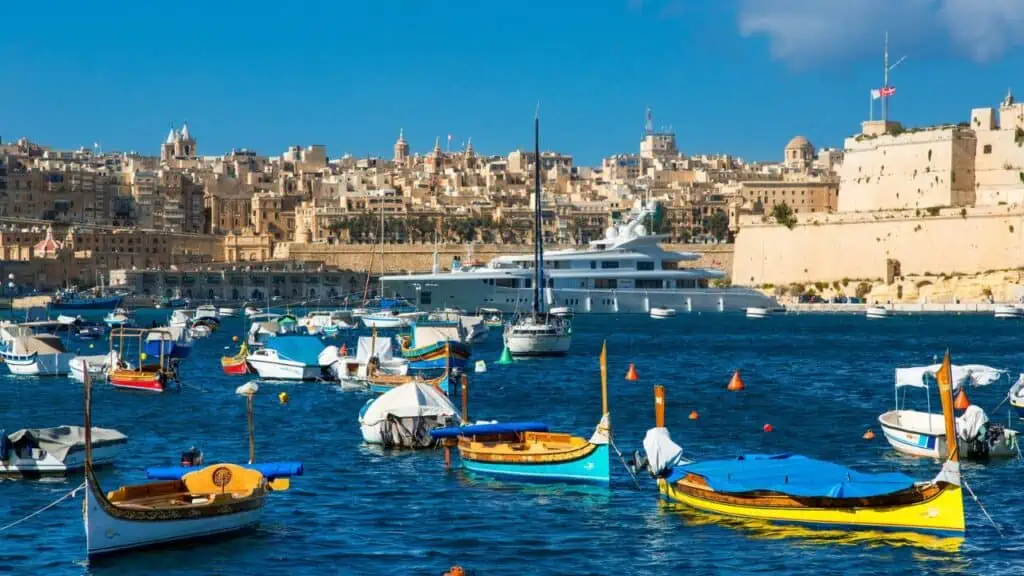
[2,311,1024,575]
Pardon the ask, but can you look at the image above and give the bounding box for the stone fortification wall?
[284,242,734,276]
[838,127,975,212]
[733,206,1024,285]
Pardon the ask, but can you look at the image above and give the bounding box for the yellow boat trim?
[659,478,965,535]
[459,432,596,464]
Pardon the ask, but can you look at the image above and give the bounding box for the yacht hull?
[504,334,571,356]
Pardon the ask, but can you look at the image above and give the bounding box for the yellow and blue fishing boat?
[640,351,965,536]
[430,342,611,484]
[398,324,471,370]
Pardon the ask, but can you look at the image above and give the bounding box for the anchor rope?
[962,477,1003,537]
[609,437,641,490]
[0,482,85,534]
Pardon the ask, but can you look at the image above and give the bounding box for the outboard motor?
[180,446,204,467]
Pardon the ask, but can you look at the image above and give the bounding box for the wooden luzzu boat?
[221,342,251,375]
[430,342,611,484]
[366,360,452,396]
[82,378,296,558]
[640,351,965,537]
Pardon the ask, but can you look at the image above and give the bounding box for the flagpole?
[869,92,874,122]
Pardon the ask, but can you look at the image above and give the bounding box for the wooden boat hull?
[109,369,165,392]
[460,443,609,484]
[84,476,264,557]
[400,340,471,369]
[1013,400,1024,419]
[369,372,451,396]
[657,478,964,536]
[221,357,250,376]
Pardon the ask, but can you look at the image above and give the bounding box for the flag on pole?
[870,89,882,100]
[881,86,896,97]
[447,134,452,143]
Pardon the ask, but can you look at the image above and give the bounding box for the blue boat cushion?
[146,461,304,480]
[430,422,550,439]
[668,454,916,498]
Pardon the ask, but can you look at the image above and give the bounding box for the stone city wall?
[283,242,734,276]
[733,205,1024,286]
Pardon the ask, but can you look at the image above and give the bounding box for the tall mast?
[882,32,889,123]
[533,114,542,315]
[378,195,385,297]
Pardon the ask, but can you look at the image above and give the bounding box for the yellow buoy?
[140,352,148,361]
[233,335,240,343]
[279,391,289,405]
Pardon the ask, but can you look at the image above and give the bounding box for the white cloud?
[738,0,1024,65]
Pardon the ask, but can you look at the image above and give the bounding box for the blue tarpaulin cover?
[146,461,304,480]
[430,422,550,439]
[266,335,324,365]
[667,454,916,498]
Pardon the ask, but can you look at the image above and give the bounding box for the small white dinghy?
[549,306,574,319]
[994,305,1024,319]
[745,307,771,319]
[358,382,460,448]
[879,363,1017,460]
[650,307,677,319]
[69,352,120,384]
[866,306,890,319]
[1,426,126,477]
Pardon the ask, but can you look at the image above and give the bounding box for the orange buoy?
[625,363,639,381]
[762,423,773,433]
[954,389,970,411]
[863,429,876,440]
[444,567,466,576]
[340,343,348,356]
[727,370,745,391]
[688,410,699,420]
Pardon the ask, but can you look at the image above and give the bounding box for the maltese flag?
[872,86,896,99]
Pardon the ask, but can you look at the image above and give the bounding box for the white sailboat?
[503,113,572,356]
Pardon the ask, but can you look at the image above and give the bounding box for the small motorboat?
[880,363,1017,460]
[70,352,118,384]
[478,308,503,329]
[219,307,239,318]
[1,334,73,376]
[190,324,213,339]
[195,304,220,321]
[358,382,460,448]
[332,336,409,384]
[144,325,193,359]
[745,306,771,319]
[104,308,134,328]
[398,325,472,370]
[549,306,574,319]
[244,305,264,318]
[361,312,407,330]
[866,306,890,319]
[1,425,126,477]
[246,336,325,381]
[1010,375,1024,418]
[650,307,677,319]
[994,304,1024,319]
[108,329,178,392]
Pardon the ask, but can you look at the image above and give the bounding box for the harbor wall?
[732,205,1024,285]
[283,242,734,276]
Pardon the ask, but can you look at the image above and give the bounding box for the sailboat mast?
[379,195,385,297]
[533,115,542,315]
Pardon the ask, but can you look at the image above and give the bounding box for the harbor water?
[2,311,1023,575]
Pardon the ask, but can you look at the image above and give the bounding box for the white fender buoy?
[475,360,487,373]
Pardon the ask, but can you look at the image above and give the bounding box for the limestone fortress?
[733,90,1024,301]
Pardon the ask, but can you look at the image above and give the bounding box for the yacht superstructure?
[382,203,775,314]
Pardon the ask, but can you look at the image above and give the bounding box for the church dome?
[785,135,812,150]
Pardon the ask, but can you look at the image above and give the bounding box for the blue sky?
[2,0,1023,165]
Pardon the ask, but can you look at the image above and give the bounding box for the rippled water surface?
[2,311,1024,575]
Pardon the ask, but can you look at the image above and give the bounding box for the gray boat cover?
[6,426,126,462]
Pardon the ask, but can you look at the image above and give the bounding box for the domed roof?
[785,135,812,150]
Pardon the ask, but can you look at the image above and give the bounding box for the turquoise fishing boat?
[431,342,611,484]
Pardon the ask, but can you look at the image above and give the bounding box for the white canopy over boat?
[894,364,1005,390]
[356,336,395,363]
[4,426,125,462]
[7,334,67,356]
[642,427,686,477]
[409,326,463,349]
[358,382,459,427]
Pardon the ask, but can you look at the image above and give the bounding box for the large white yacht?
[382,203,775,315]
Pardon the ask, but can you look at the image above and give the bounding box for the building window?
[590,261,596,269]
[600,261,619,269]
[594,279,617,289]
[419,291,432,305]
[983,144,992,154]
[635,279,662,289]
[637,261,654,271]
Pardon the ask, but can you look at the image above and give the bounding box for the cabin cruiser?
[381,202,776,315]
[1,335,73,376]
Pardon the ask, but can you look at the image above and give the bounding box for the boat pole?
[461,373,469,425]
[936,350,958,462]
[247,392,256,464]
[654,385,665,428]
[600,340,608,418]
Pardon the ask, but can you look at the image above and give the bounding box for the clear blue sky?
[2,0,1023,165]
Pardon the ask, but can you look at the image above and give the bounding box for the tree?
[704,211,730,242]
[771,202,797,229]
